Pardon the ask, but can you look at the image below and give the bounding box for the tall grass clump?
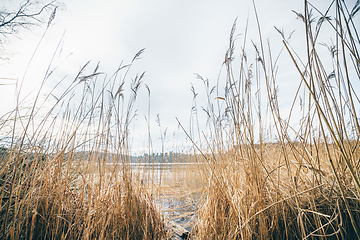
[191,0,360,239]
[0,48,165,239]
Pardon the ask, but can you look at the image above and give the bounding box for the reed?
[0,49,165,239]
[190,0,360,239]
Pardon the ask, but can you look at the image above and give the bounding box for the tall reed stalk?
[191,0,360,239]
[0,48,165,239]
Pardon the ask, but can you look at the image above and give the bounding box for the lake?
[107,162,204,232]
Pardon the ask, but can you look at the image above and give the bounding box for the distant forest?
[0,147,194,164]
[129,152,193,163]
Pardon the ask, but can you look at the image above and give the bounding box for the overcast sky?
[0,0,358,154]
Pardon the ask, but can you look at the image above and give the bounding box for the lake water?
[108,162,204,232]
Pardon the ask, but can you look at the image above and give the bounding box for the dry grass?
[0,49,165,239]
[189,0,360,239]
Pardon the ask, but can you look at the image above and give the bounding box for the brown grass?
[189,0,360,239]
[0,49,165,239]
